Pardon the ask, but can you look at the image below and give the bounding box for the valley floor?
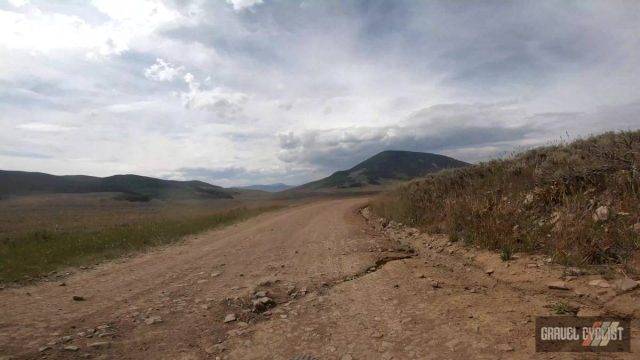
[1,198,638,359]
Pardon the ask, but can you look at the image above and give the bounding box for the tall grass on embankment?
[0,206,281,283]
[371,131,640,266]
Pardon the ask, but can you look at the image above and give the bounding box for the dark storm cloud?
[277,100,640,171]
[277,103,538,169]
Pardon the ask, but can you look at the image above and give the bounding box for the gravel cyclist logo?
[536,317,631,352]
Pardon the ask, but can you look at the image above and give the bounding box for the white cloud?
[16,122,74,132]
[8,0,29,8]
[180,73,248,119]
[0,0,183,58]
[225,0,263,11]
[144,58,184,81]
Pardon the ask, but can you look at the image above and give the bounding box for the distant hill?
[293,150,469,191]
[237,183,292,192]
[0,171,233,201]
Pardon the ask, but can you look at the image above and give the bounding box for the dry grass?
[0,194,286,283]
[371,130,640,266]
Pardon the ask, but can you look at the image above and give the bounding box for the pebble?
[614,278,639,292]
[88,341,110,349]
[73,295,86,301]
[224,313,237,323]
[485,269,494,275]
[547,281,570,290]
[593,206,609,222]
[495,344,514,352]
[63,346,79,352]
[144,315,163,325]
[61,335,73,343]
[588,279,611,288]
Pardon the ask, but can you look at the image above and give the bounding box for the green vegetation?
[372,131,640,266]
[500,246,513,262]
[0,205,281,283]
[551,301,578,315]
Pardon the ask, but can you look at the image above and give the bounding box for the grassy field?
[0,194,285,283]
[372,130,640,267]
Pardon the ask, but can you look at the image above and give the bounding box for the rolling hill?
[0,171,233,200]
[293,150,469,191]
[237,183,292,192]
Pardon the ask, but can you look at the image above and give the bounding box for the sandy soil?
[1,197,638,359]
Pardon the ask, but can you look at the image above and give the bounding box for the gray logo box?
[536,316,631,352]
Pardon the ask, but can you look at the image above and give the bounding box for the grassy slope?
[0,204,282,283]
[372,131,640,266]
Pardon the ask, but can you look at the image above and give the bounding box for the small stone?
[523,193,534,205]
[614,278,639,293]
[341,355,353,360]
[252,296,276,312]
[63,346,79,352]
[61,335,73,343]
[254,290,267,298]
[211,271,222,277]
[593,206,610,222]
[632,223,640,233]
[88,342,110,349]
[72,296,86,301]
[495,344,514,352]
[38,346,51,352]
[548,281,570,290]
[430,280,441,289]
[59,282,66,286]
[371,331,384,338]
[588,279,611,288]
[144,315,163,325]
[485,269,494,275]
[224,313,237,323]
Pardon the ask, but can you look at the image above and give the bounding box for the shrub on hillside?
[371,131,640,266]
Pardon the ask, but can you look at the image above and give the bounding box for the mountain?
[293,150,469,191]
[237,183,292,192]
[0,171,233,201]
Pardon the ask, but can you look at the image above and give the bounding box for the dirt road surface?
[1,198,638,359]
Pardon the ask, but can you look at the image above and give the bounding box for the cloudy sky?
[1,0,639,186]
